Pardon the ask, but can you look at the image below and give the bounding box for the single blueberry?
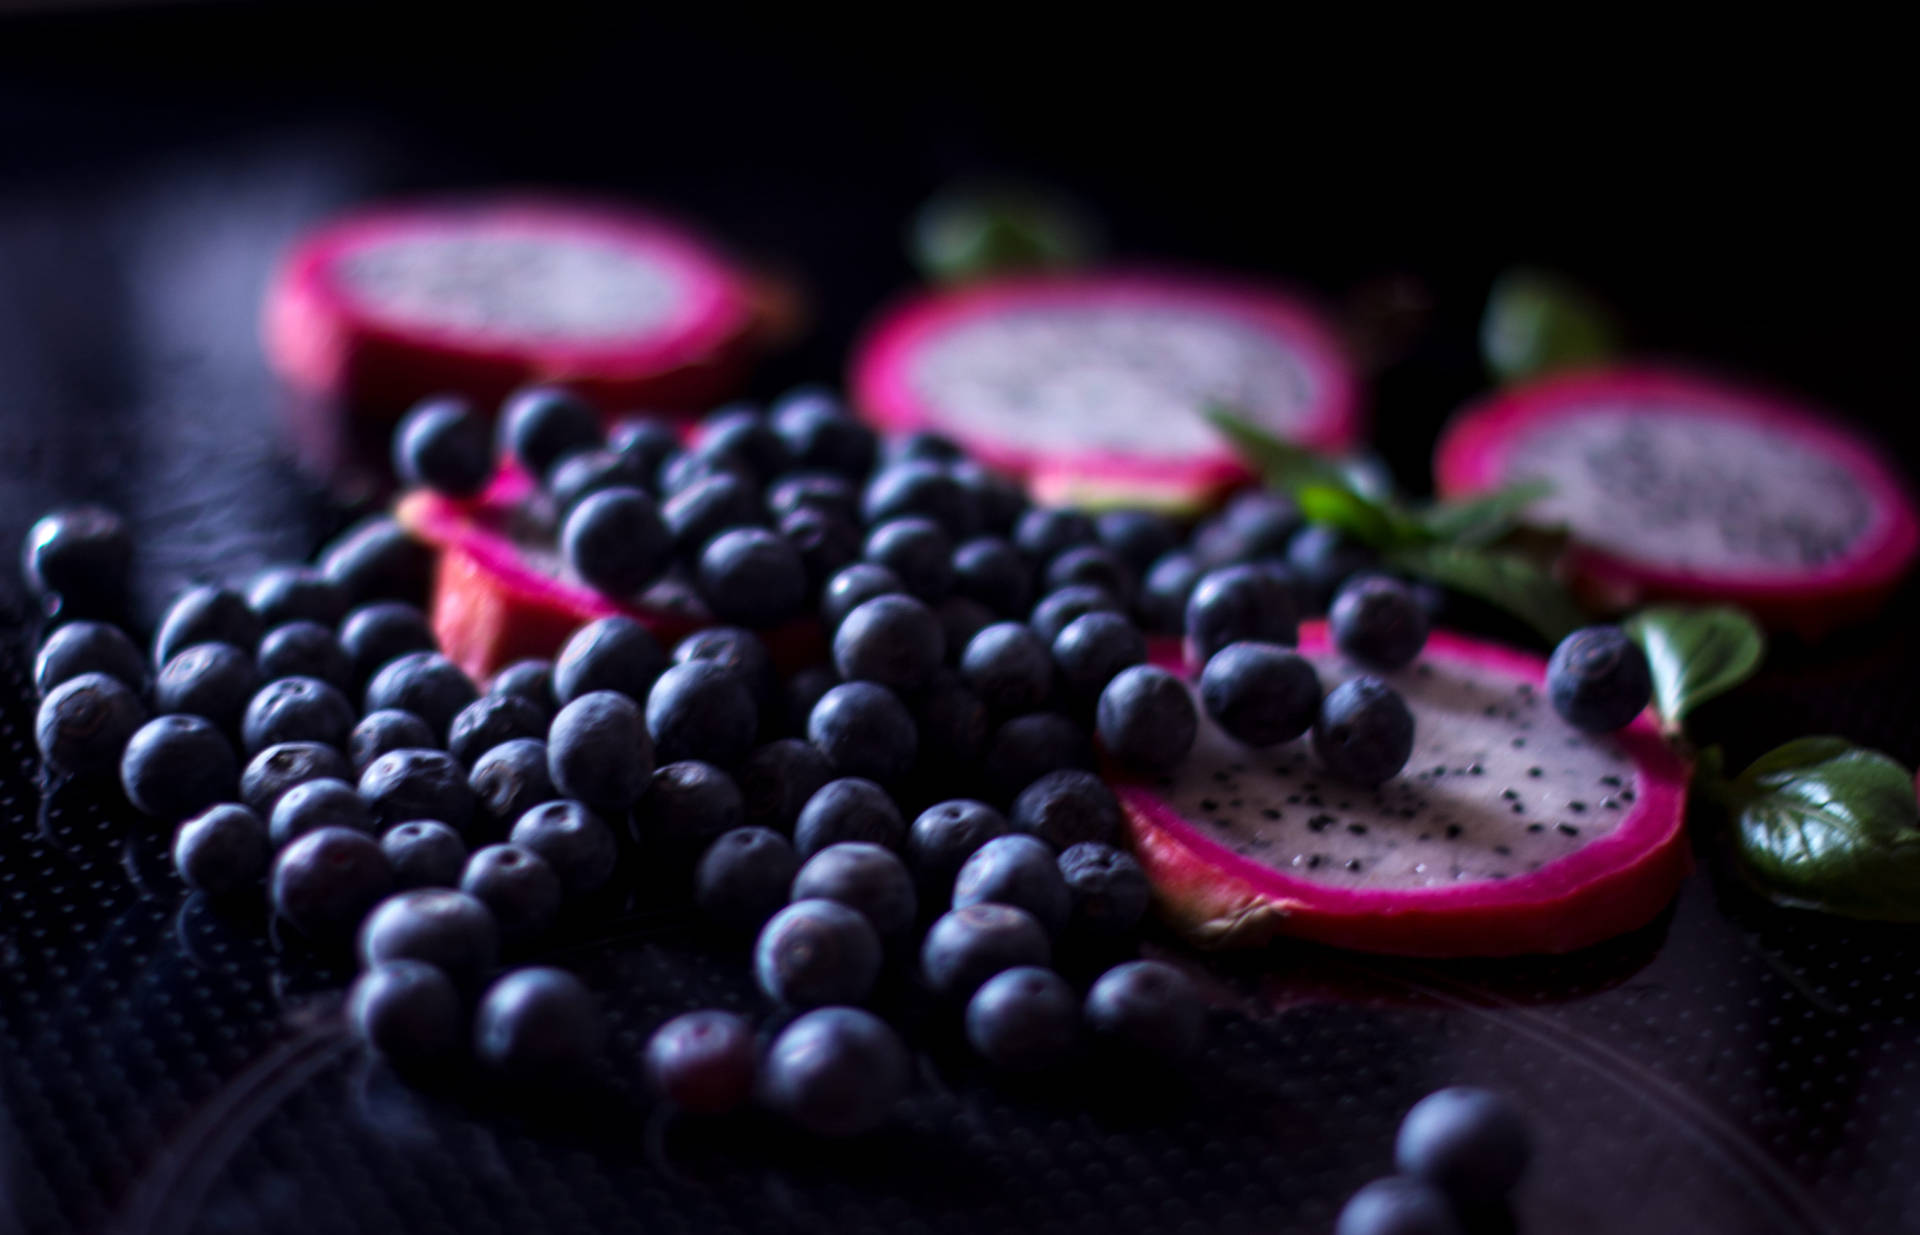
[908,799,1010,906]
[153,585,262,667]
[1185,564,1299,663]
[1287,524,1376,610]
[511,799,618,897]
[318,516,434,609]
[21,505,131,619]
[862,462,979,540]
[468,738,557,835]
[1028,584,1122,647]
[791,842,918,941]
[1010,769,1123,850]
[779,504,863,591]
[269,777,376,847]
[1313,676,1415,787]
[753,898,882,1008]
[833,594,944,692]
[1138,551,1205,633]
[489,659,559,720]
[245,566,347,630]
[382,820,470,891]
[1394,1087,1532,1206]
[241,675,355,754]
[358,749,478,835]
[35,621,147,697]
[738,738,834,835]
[920,903,1051,1002]
[694,826,799,934]
[697,528,808,628]
[1547,625,1653,733]
[461,844,562,944]
[661,473,763,561]
[549,690,655,813]
[949,460,1028,536]
[1331,576,1431,671]
[348,710,438,776]
[549,447,656,514]
[563,487,675,598]
[37,673,146,778]
[766,470,859,525]
[792,777,904,859]
[1334,1177,1464,1235]
[447,693,548,766]
[965,966,1079,1070]
[981,712,1091,804]
[645,1008,759,1114]
[1083,959,1204,1062]
[363,652,477,741]
[153,642,260,735]
[348,960,465,1066]
[696,404,791,482]
[394,396,491,497]
[960,622,1054,717]
[241,741,350,815]
[1096,509,1182,578]
[173,803,270,897]
[954,834,1070,934]
[607,417,682,493]
[1200,642,1322,747]
[646,661,756,768]
[498,385,603,480]
[271,826,393,941]
[771,390,877,477]
[881,429,966,467]
[473,966,606,1080]
[808,683,916,784]
[358,887,501,990]
[862,517,955,602]
[256,622,353,695]
[821,562,905,631]
[952,536,1032,619]
[121,714,238,819]
[1095,665,1198,776]
[1013,507,1098,565]
[1042,545,1135,608]
[553,616,665,706]
[338,602,436,688]
[761,1007,909,1137]
[1058,842,1150,939]
[1194,491,1303,567]
[635,761,744,861]
[1051,610,1147,700]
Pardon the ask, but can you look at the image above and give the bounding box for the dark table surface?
[2,8,1916,1234]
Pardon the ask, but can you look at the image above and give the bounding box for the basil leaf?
[1296,484,1425,550]
[1622,605,1766,736]
[1384,543,1586,644]
[1417,480,1554,546]
[1726,741,1920,921]
[1480,267,1620,384]
[1205,405,1356,495]
[910,183,1100,284]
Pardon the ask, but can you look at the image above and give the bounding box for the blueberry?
[1051,611,1147,700]
[35,621,147,696]
[447,694,548,766]
[982,712,1091,803]
[552,616,665,706]
[635,761,745,861]
[270,777,376,847]
[382,820,470,891]
[645,1009,759,1115]
[393,396,490,496]
[646,661,756,767]
[511,800,618,897]
[949,460,1028,535]
[241,676,355,754]
[935,596,996,660]
[793,777,905,859]
[966,966,1078,1070]
[1394,1087,1532,1205]
[121,714,238,819]
[241,740,350,815]
[468,738,557,834]
[791,842,917,941]
[959,622,1054,717]
[1014,507,1098,564]
[863,517,954,601]
[473,966,605,1080]
[489,659,559,719]
[1334,1177,1465,1235]
[821,562,905,631]
[363,652,477,741]
[762,1006,908,1137]
[1095,665,1198,776]
[549,447,656,514]
[767,471,860,524]
[246,566,347,630]
[1331,576,1430,671]
[780,505,863,589]
[1548,625,1653,733]
[21,505,131,618]
[833,594,944,692]
[1058,842,1150,938]
[271,826,393,941]
[770,390,877,477]
[1287,524,1375,610]
[908,799,1010,904]
[1195,491,1302,567]
[153,585,262,667]
[1043,545,1135,608]
[694,826,799,933]
[348,710,438,776]
[1313,676,1415,787]
[1096,509,1182,577]
[549,690,655,813]
[359,887,500,989]
[1138,551,1204,633]
[359,749,478,834]
[1083,959,1204,1062]
[348,959,464,1068]
[37,673,146,778]
[908,671,989,785]
[319,516,435,608]
[862,462,979,540]
[952,536,1032,618]
[1029,584,1122,647]
[1010,769,1123,850]
[461,844,562,943]
[738,739,835,834]
[754,898,882,1008]
[921,903,1051,1001]
[882,429,966,467]
[658,447,753,500]
[785,665,840,735]
[173,803,270,896]
[697,528,807,627]
[499,385,603,479]
[696,404,791,482]
[662,473,762,560]
[808,683,916,784]
[1185,564,1299,663]
[607,417,682,491]
[673,627,779,725]
[563,487,674,598]
[338,602,437,687]
[954,834,1070,934]
[256,622,351,694]
[1200,642,1322,746]
[154,643,260,734]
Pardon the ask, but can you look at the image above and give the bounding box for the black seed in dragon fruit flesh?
[241,676,355,755]
[1200,642,1322,747]
[549,447,656,515]
[1043,545,1136,608]
[348,710,437,776]
[246,566,348,630]
[792,842,918,943]
[319,516,434,609]
[1330,576,1430,671]
[771,386,878,478]
[921,903,1051,1002]
[1138,550,1205,634]
[394,396,491,498]
[754,898,882,1009]
[1185,564,1299,663]
[21,504,131,621]
[257,623,353,695]
[549,690,654,814]
[952,536,1033,618]
[645,1009,759,1115]
[1395,1086,1533,1207]
[1011,769,1123,850]
[358,887,500,990]
[966,965,1079,1071]
[863,461,981,541]
[383,820,469,891]
[785,664,840,736]
[563,487,674,599]
[739,739,835,834]
[1014,506,1098,566]
[697,528,807,628]
[808,682,916,785]
[694,403,791,484]
[607,418,681,495]
[1286,524,1376,611]
[954,834,1071,935]
[473,966,606,1081]
[983,711,1091,804]
[120,714,237,819]
[781,505,863,590]
[271,826,393,942]
[242,740,349,814]
[461,843,561,944]
[173,803,270,897]
[634,760,744,866]
[35,621,147,697]
[153,585,261,668]
[350,960,464,1067]
[338,602,437,688]
[359,749,478,835]
[553,616,665,707]
[909,799,1011,908]
[270,777,376,848]
[949,460,1028,535]
[468,737,557,836]
[647,661,757,768]
[364,652,477,742]
[489,659,558,721]
[961,622,1055,718]
[1051,611,1146,701]
[155,642,260,735]
[833,594,944,692]
[862,517,955,602]
[1334,1177,1463,1235]
[499,385,603,481]
[821,562,906,631]
[1058,842,1149,939]
[1548,626,1653,733]
[1029,584,1123,647]
[511,799,618,898]
[761,1006,908,1137]
[1312,676,1415,788]
[882,429,966,467]
[1096,509,1183,578]
[768,470,861,525]
[663,473,762,560]
[793,777,905,859]
[1083,959,1204,1063]
[695,825,799,934]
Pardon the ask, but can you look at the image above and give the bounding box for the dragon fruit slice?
[1435,366,1919,634]
[850,271,1362,511]
[1118,623,1690,957]
[265,196,777,417]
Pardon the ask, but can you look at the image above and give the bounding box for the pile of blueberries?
[1337,1087,1534,1235]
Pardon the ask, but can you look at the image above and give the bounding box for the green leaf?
[1480,267,1621,384]
[1384,543,1586,644]
[1622,605,1767,737]
[910,183,1100,284]
[1295,484,1425,551]
[1204,406,1356,495]
[1723,740,1920,921]
[1417,480,1554,546]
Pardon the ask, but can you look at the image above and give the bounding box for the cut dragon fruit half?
[1117,623,1691,958]
[850,270,1363,511]
[265,196,776,416]
[1435,366,1920,634]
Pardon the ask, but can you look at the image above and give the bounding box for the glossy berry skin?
[35,621,147,697]
[1029,584,1122,648]
[954,835,1071,935]
[240,676,355,755]
[768,470,860,525]
[173,803,270,897]
[241,741,349,815]
[152,586,262,668]
[645,1010,758,1115]
[394,396,490,496]
[697,404,790,482]
[1051,611,1146,700]
[468,738,556,834]
[498,386,602,479]
[808,683,916,785]
[636,760,745,861]
[358,888,501,990]
[348,960,465,1065]
[319,516,434,609]
[552,615,665,706]
[791,843,918,941]
[908,800,1010,904]
[563,487,674,599]
[862,461,978,541]
[1200,642,1323,747]
[358,749,478,835]
[1013,507,1098,565]
[1138,551,1205,634]
[833,594,944,692]
[1394,1086,1532,1206]
[1198,491,1302,567]
[338,602,436,688]
[120,714,238,819]
[550,447,655,514]
[738,739,834,835]
[662,474,761,560]
[461,844,562,944]
[269,777,376,848]
[21,505,131,618]
[1185,565,1299,663]
[1095,665,1198,776]
[36,673,147,778]
[762,1007,910,1137]
[1010,770,1123,850]
[1548,625,1653,733]
[1083,960,1205,1062]
[965,966,1078,1070]
[1058,842,1150,938]
[447,694,547,767]
[256,623,353,695]
[382,821,469,891]
[673,627,780,716]
[821,563,906,631]
[607,418,681,492]
[1043,545,1135,608]
[348,710,438,776]
[1312,677,1416,788]
[1096,509,1182,578]
[862,517,954,602]
[793,778,905,860]
[920,903,1051,1002]
[960,623,1054,717]
[1330,577,1431,671]
[1287,524,1376,610]
[982,712,1091,804]
[646,661,756,768]
[473,966,606,1080]
[659,448,751,499]
[245,566,348,630]
[951,537,1031,619]
[771,388,877,478]
[489,659,559,719]
[510,800,618,897]
[780,506,863,590]
[697,528,808,628]
[271,826,393,941]
[754,899,882,1009]
[1334,1176,1464,1235]
[363,652,477,741]
[694,826,799,934]
[549,690,655,814]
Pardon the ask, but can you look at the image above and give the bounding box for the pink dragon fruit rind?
[1434,366,1920,619]
[1117,625,1693,958]
[850,270,1365,503]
